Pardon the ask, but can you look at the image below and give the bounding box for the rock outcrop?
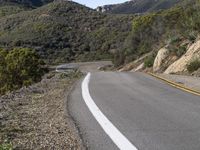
[165,39,200,74]
[153,47,169,72]
[133,63,145,72]
[119,52,151,72]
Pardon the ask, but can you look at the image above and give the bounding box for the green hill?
[98,0,181,14]
[0,1,135,63]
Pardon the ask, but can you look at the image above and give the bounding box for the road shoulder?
[149,73,200,96]
[0,71,84,149]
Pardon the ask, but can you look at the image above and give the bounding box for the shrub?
[187,31,197,42]
[132,14,157,32]
[187,59,200,73]
[169,45,187,57]
[168,36,181,45]
[177,46,187,57]
[0,48,46,94]
[0,143,13,150]
[144,52,156,68]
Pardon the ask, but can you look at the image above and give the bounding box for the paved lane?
[69,71,200,150]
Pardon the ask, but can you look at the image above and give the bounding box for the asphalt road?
[68,63,200,150]
[56,61,112,73]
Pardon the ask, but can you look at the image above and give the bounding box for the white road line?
[81,73,138,150]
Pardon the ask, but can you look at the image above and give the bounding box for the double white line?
[82,73,138,150]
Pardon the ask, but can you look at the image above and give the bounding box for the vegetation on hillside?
[114,0,200,66]
[0,48,46,95]
[144,52,157,68]
[0,0,53,8]
[187,59,200,73]
[0,142,12,150]
[0,1,135,93]
[0,5,28,18]
[0,1,135,64]
[103,0,181,14]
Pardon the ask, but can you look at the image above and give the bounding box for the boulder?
[153,47,169,72]
[165,39,200,74]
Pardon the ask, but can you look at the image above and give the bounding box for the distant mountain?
[0,0,54,8]
[96,0,181,14]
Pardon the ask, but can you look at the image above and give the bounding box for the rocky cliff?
[165,39,200,74]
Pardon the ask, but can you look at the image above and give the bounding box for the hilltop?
[96,0,181,14]
[0,0,54,8]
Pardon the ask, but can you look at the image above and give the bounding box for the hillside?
[0,0,53,8]
[97,0,181,14]
[0,3,30,18]
[117,0,200,75]
[0,1,135,63]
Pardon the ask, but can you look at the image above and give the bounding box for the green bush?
[169,45,187,57]
[0,48,46,95]
[187,59,200,73]
[187,31,197,42]
[132,14,157,32]
[0,143,13,150]
[144,53,156,68]
[177,46,187,57]
[168,36,182,45]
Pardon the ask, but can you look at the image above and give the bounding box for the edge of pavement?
[65,74,87,150]
[148,72,200,96]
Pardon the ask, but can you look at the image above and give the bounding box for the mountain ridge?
[96,0,181,14]
[0,0,54,7]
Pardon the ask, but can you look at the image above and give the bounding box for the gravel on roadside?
[0,71,84,150]
[157,73,200,92]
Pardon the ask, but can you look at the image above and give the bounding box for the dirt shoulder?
[157,73,200,92]
[0,71,84,149]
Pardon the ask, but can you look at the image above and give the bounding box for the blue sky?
[73,0,128,8]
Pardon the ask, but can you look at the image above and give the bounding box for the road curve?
[69,70,200,150]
